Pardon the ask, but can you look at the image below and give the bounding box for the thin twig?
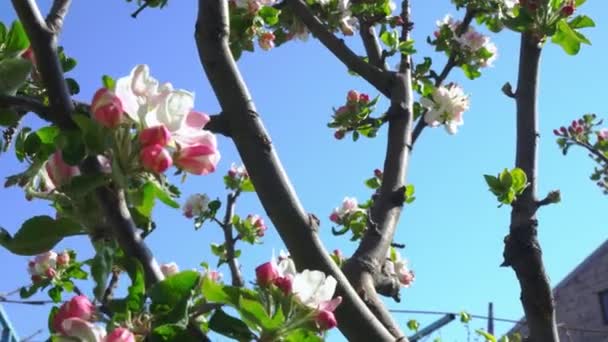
[221,190,244,287]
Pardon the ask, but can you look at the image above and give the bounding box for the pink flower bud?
[359,93,370,104]
[553,129,560,136]
[247,214,267,237]
[53,295,95,334]
[273,275,293,295]
[46,152,80,189]
[374,168,383,178]
[160,262,180,277]
[91,88,124,129]
[174,144,220,175]
[259,32,276,51]
[347,90,359,103]
[106,327,136,342]
[316,310,338,330]
[561,3,575,16]
[255,262,279,287]
[208,270,222,282]
[45,267,57,278]
[31,275,43,283]
[598,128,608,141]
[57,251,70,266]
[329,212,340,223]
[140,125,171,148]
[140,144,172,174]
[559,126,567,134]
[334,131,345,140]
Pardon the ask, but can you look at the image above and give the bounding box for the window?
[600,289,608,324]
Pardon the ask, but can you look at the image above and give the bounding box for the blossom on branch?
[421,83,470,135]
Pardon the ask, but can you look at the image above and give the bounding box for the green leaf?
[72,114,109,154]
[0,108,20,127]
[0,216,83,255]
[201,275,236,304]
[285,329,323,342]
[407,319,420,332]
[379,30,398,49]
[0,23,7,43]
[365,177,381,189]
[150,270,200,325]
[475,329,497,342]
[90,243,114,300]
[48,286,62,302]
[240,179,255,192]
[552,19,585,55]
[208,309,257,341]
[258,6,281,25]
[0,58,32,95]
[61,57,77,73]
[569,15,595,29]
[102,75,115,90]
[65,78,80,95]
[499,169,512,189]
[6,21,29,54]
[510,168,528,193]
[150,324,200,342]
[151,182,180,208]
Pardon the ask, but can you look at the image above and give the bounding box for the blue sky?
[1,0,607,341]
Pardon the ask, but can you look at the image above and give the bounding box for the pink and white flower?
[106,327,136,342]
[330,197,362,223]
[91,88,124,128]
[183,193,210,218]
[420,83,469,135]
[52,295,95,334]
[43,151,80,190]
[160,262,180,277]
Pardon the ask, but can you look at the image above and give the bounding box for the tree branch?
[287,0,391,97]
[45,0,71,34]
[0,94,51,122]
[222,191,244,287]
[411,9,475,145]
[11,0,165,288]
[359,21,386,70]
[503,32,559,341]
[341,1,414,339]
[195,1,394,340]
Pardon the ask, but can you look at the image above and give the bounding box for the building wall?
[508,240,608,342]
[551,246,608,342]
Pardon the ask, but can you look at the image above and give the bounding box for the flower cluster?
[420,83,470,135]
[329,90,380,141]
[385,247,415,287]
[246,214,267,237]
[52,295,136,342]
[553,114,608,194]
[182,193,211,218]
[330,249,346,267]
[27,250,70,283]
[224,163,252,191]
[255,256,342,331]
[90,64,220,176]
[329,197,368,240]
[432,15,497,79]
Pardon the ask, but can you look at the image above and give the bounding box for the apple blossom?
[160,262,180,277]
[598,128,608,141]
[247,214,267,236]
[53,295,95,334]
[106,327,136,342]
[183,193,210,218]
[316,309,338,330]
[59,318,106,342]
[91,88,124,128]
[259,32,276,51]
[174,143,220,175]
[57,251,70,266]
[139,125,172,147]
[385,248,415,287]
[330,197,363,223]
[44,152,80,189]
[292,269,338,309]
[28,251,58,278]
[420,83,469,135]
[347,90,359,103]
[140,144,172,174]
